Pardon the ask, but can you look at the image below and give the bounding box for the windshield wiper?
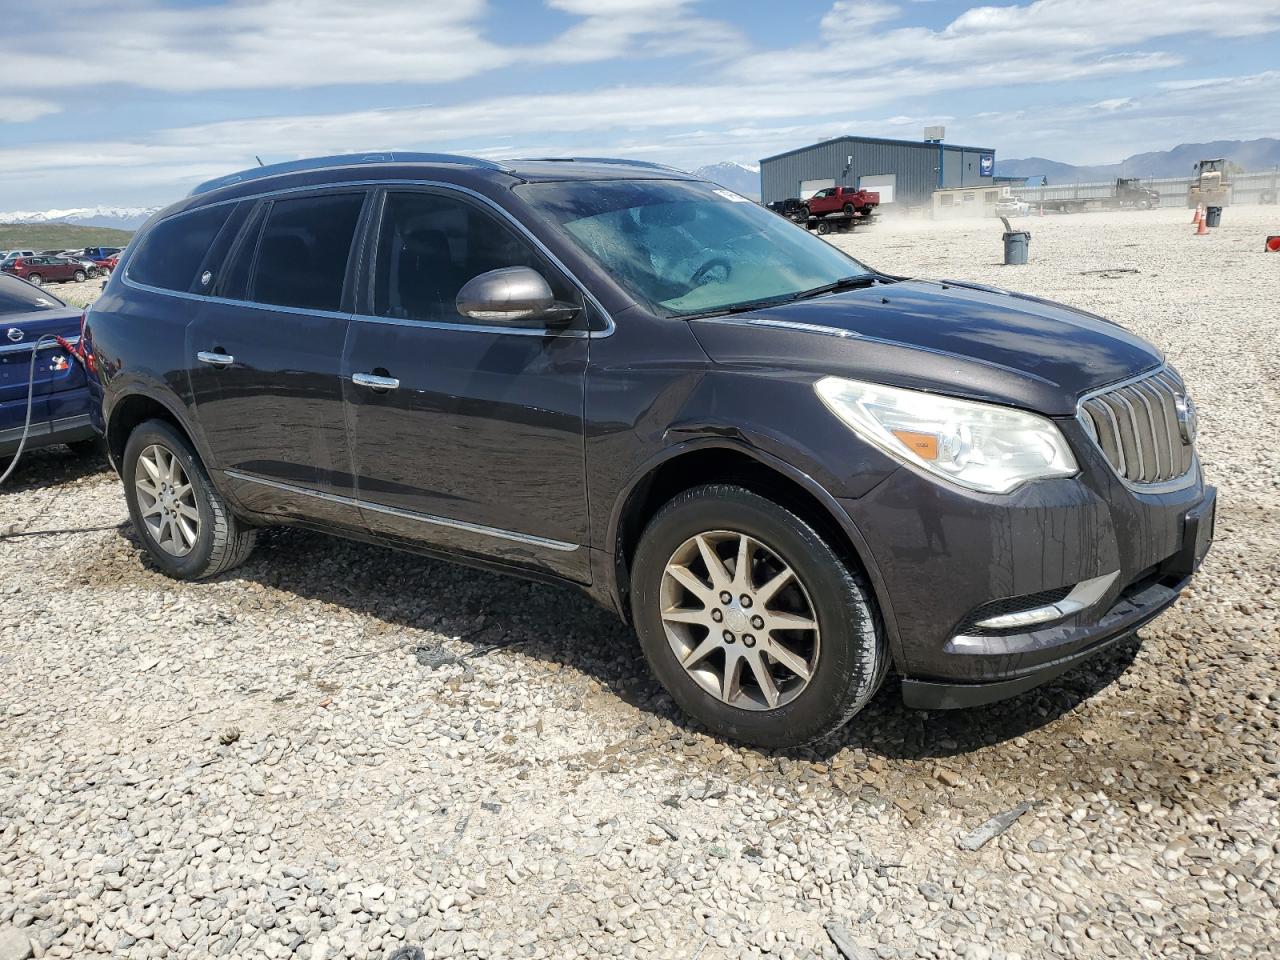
[789,275,882,302]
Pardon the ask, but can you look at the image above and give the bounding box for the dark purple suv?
[83,153,1214,747]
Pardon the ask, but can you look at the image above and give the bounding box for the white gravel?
[2,205,1278,960]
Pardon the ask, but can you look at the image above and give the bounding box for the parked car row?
[0,246,121,285]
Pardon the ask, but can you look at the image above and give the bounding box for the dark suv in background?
[84,153,1214,747]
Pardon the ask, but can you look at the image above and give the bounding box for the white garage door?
[858,174,896,204]
[799,178,835,200]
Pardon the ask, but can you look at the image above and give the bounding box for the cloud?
[0,99,61,123]
[731,0,1280,83]
[821,1,902,32]
[0,0,744,95]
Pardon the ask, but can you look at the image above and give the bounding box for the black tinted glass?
[128,204,235,292]
[372,191,571,323]
[0,274,64,315]
[249,193,364,311]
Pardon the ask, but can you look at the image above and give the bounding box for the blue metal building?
[759,135,996,209]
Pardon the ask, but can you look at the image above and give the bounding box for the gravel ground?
[2,206,1277,960]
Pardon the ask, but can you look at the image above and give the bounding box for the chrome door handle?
[352,372,400,391]
[197,351,234,367]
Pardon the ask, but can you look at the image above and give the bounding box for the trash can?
[1003,230,1031,265]
[1205,206,1222,227]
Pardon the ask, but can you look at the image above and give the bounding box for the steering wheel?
[689,257,732,288]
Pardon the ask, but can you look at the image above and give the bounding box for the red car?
[0,255,88,285]
[100,252,121,273]
[801,185,880,219]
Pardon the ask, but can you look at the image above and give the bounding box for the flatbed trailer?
[803,211,874,234]
[1038,178,1160,214]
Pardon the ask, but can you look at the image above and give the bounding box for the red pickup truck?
[801,186,879,219]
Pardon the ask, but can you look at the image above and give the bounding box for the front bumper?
[838,426,1215,709]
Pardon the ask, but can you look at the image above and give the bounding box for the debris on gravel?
[2,207,1278,959]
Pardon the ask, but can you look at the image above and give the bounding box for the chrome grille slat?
[1078,368,1195,487]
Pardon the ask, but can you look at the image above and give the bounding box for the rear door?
[342,187,591,580]
[184,189,370,528]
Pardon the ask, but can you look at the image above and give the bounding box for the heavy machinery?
[1187,159,1231,209]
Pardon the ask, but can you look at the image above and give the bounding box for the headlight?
[815,376,1077,494]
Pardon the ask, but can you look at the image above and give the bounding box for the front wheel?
[73,269,86,282]
[122,419,256,580]
[631,484,888,748]
[26,274,42,286]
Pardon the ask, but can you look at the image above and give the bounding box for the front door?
[343,188,591,580]
[185,189,369,528]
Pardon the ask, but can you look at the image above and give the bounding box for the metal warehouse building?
[759,135,996,209]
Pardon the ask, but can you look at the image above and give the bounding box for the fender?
[102,377,216,476]
[601,434,907,668]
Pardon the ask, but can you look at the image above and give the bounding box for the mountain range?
[996,138,1280,183]
[0,205,158,231]
[691,162,761,199]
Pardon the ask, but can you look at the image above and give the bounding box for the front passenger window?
[372,191,575,325]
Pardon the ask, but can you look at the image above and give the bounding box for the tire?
[630,484,888,748]
[816,220,831,235]
[843,203,855,216]
[799,205,810,221]
[73,269,86,282]
[27,274,42,286]
[122,418,256,580]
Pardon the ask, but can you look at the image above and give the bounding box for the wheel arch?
[105,389,200,471]
[606,440,905,666]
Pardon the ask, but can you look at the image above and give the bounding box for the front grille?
[1079,368,1194,485]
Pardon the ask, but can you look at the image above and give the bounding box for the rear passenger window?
[128,204,235,292]
[247,193,364,312]
[372,191,574,324]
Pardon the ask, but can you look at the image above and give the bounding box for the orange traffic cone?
[1195,214,1209,236]
[1192,205,1201,223]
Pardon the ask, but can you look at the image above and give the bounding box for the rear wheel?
[122,419,256,580]
[631,484,887,748]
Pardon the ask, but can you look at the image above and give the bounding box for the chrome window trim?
[0,334,78,356]
[1075,364,1199,494]
[222,469,580,553]
[124,178,615,338]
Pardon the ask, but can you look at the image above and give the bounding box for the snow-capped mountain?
[692,162,761,200]
[0,205,158,230]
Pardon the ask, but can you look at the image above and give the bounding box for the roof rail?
[189,152,509,196]
[512,156,687,173]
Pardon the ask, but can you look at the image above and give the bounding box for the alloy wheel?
[660,529,820,711]
[134,443,200,556]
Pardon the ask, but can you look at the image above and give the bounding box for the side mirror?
[455,266,579,327]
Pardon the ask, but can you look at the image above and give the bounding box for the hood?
[688,279,1162,416]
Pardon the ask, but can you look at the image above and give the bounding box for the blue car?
[0,273,97,464]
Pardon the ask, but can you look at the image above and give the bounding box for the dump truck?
[1187,159,1231,209]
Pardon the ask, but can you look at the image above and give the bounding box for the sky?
[1,0,1278,210]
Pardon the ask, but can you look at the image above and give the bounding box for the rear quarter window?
[128,203,236,293]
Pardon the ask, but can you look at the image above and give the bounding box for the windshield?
[515,179,873,316]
